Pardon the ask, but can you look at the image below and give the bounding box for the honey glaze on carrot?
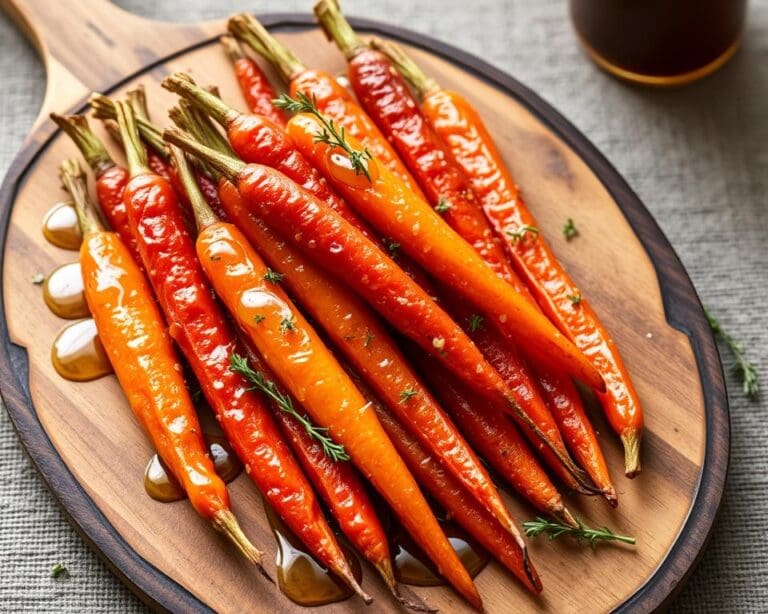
[51,318,112,381]
[144,435,242,502]
[264,503,363,606]
[43,262,89,319]
[393,521,489,586]
[42,202,82,250]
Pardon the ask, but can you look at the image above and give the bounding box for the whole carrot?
[220,34,287,125]
[50,114,139,263]
[60,158,266,574]
[227,13,425,199]
[281,105,604,393]
[165,129,588,495]
[176,112,525,544]
[164,130,482,609]
[370,391,542,594]
[380,41,644,477]
[112,101,366,599]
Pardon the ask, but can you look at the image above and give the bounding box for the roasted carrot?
[111,101,367,598]
[165,128,590,493]
[175,112,524,544]
[51,114,139,263]
[220,34,287,125]
[310,6,611,496]
[283,108,603,393]
[380,41,644,477]
[59,158,266,574]
[369,390,542,594]
[227,13,425,199]
[163,131,481,608]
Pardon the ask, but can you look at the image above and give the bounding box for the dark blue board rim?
[0,13,729,613]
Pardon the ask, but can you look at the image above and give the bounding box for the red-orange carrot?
[381,41,644,477]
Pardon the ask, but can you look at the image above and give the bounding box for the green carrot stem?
[58,159,103,235]
[220,34,246,63]
[370,38,440,100]
[114,100,149,177]
[168,144,218,232]
[314,0,367,60]
[50,113,115,177]
[227,13,305,83]
[163,128,246,182]
[126,84,150,122]
[161,73,239,129]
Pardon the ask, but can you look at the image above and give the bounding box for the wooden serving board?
[0,1,729,612]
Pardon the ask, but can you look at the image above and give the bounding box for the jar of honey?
[569,0,747,86]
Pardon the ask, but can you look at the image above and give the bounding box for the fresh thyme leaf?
[563,218,578,241]
[364,330,375,348]
[706,309,759,398]
[384,238,401,257]
[399,387,418,404]
[435,198,452,214]
[523,517,635,549]
[31,273,45,285]
[51,563,68,578]
[507,224,539,244]
[230,353,349,461]
[468,313,484,332]
[568,292,582,305]
[274,91,373,181]
[253,314,266,324]
[263,268,285,283]
[279,316,296,334]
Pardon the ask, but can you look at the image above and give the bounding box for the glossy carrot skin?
[237,337,393,581]
[286,113,604,392]
[372,399,542,594]
[121,171,351,578]
[195,219,481,608]
[348,49,513,279]
[230,57,287,125]
[217,178,517,538]
[81,230,227,519]
[412,353,567,517]
[288,68,425,199]
[422,88,643,474]
[92,164,143,262]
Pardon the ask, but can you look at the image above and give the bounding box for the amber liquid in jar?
[570,0,747,86]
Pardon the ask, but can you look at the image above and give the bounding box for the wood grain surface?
[0,1,728,612]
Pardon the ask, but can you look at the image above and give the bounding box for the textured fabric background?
[1,1,766,612]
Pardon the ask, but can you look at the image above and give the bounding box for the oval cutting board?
[0,1,728,612]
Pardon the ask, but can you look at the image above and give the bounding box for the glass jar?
[570,0,747,86]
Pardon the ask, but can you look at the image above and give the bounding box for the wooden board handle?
[0,0,205,132]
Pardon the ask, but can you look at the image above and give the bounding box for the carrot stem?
[113,101,149,177]
[370,38,439,99]
[58,159,103,235]
[169,144,218,231]
[314,0,367,60]
[162,73,238,128]
[163,128,245,182]
[227,13,305,82]
[50,114,114,177]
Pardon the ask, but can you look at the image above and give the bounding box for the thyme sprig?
[274,91,373,181]
[230,353,349,461]
[523,517,635,549]
[706,309,759,398]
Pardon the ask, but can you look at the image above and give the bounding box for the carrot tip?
[603,487,619,508]
[212,509,273,582]
[556,507,579,529]
[621,430,642,478]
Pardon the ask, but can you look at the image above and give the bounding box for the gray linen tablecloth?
[1,1,766,611]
